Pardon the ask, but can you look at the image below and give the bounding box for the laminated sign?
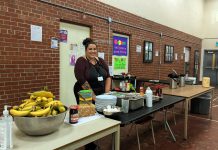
[114,56,126,69]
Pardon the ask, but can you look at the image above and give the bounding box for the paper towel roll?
[202,77,210,87]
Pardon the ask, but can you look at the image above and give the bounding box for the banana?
[30,107,51,117]
[12,106,19,110]
[44,101,55,108]
[24,101,37,107]
[52,109,58,116]
[58,106,66,113]
[53,100,64,107]
[47,97,54,102]
[30,94,37,100]
[21,106,34,111]
[10,109,30,117]
[29,91,54,98]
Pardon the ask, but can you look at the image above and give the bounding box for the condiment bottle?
[140,84,144,96]
[146,87,153,107]
[69,105,79,124]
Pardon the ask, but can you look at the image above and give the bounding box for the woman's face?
[86,44,97,59]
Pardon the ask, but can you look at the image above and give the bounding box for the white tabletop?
[13,117,120,150]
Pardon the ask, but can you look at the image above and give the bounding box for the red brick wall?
[0,0,201,113]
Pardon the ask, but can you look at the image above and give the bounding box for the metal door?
[203,50,218,85]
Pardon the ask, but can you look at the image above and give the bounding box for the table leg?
[210,89,214,119]
[113,125,120,150]
[184,98,189,140]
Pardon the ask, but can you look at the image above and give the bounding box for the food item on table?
[9,89,66,117]
[78,104,96,117]
[9,109,30,117]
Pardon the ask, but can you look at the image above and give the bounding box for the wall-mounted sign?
[113,36,128,56]
[31,25,42,42]
[59,30,68,43]
[216,42,218,47]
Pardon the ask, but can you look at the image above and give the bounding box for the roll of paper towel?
[202,77,210,87]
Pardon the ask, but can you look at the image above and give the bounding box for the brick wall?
[0,0,201,113]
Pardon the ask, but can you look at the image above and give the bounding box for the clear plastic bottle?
[146,87,153,107]
[0,117,7,150]
[2,105,13,149]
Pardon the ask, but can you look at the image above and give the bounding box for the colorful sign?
[113,36,128,56]
[114,56,127,69]
[59,30,68,43]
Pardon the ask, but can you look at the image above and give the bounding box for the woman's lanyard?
[86,57,104,81]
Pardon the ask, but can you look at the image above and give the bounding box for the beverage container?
[140,86,144,96]
[0,105,13,149]
[146,87,153,107]
[122,99,129,113]
[69,105,79,124]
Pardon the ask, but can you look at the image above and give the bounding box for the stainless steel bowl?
[14,107,67,136]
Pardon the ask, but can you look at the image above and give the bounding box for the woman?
[74,38,111,104]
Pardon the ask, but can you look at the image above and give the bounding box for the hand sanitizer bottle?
[3,105,13,149]
[0,117,7,150]
[146,87,153,107]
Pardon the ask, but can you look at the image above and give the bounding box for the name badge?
[98,76,103,81]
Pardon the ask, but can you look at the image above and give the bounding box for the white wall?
[203,0,218,38]
[98,0,204,38]
[99,0,218,81]
[200,0,218,80]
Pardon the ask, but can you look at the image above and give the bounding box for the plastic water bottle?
[146,87,153,107]
[2,105,13,149]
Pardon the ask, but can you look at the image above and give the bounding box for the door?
[203,50,218,86]
[184,47,191,75]
[60,22,90,106]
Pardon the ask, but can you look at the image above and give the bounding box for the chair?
[128,115,155,150]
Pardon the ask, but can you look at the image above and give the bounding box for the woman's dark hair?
[82,38,96,50]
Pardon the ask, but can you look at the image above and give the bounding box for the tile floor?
[78,88,218,150]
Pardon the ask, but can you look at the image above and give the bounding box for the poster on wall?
[59,30,68,43]
[112,56,127,75]
[112,35,129,75]
[113,36,128,56]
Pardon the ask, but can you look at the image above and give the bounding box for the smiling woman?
[73,38,111,104]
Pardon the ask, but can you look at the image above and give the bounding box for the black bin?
[190,93,211,115]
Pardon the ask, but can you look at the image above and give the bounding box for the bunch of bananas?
[10,90,66,117]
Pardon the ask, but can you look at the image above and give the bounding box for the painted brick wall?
[0,0,201,113]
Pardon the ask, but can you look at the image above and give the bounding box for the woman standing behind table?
[74,38,111,104]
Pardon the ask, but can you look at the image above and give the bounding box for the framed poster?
[112,34,129,75]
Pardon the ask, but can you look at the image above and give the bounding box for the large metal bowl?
[14,107,67,136]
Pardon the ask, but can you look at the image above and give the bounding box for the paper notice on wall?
[31,25,42,42]
[51,37,58,49]
[98,52,105,59]
[70,54,76,66]
[175,53,178,60]
[136,45,141,53]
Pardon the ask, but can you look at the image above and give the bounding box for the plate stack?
[95,95,117,112]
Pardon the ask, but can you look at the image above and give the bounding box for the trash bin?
[190,93,211,115]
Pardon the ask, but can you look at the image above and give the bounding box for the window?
[143,41,153,63]
[164,45,174,62]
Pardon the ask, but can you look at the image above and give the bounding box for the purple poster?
[113,36,128,56]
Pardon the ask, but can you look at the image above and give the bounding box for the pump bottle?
[2,105,13,149]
